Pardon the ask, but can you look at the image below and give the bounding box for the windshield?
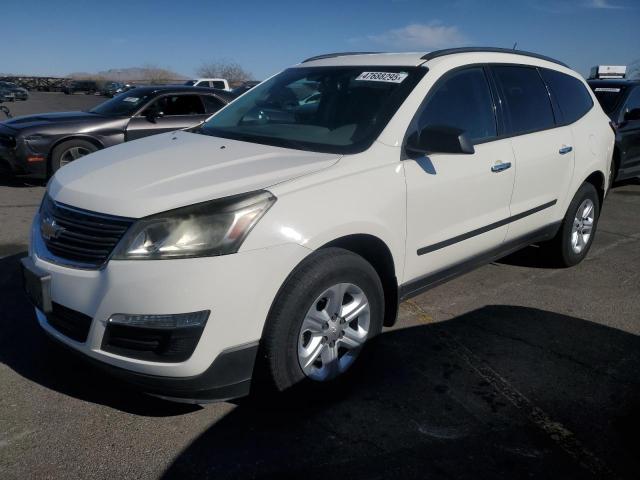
[89,92,151,116]
[198,66,426,154]
[592,85,627,114]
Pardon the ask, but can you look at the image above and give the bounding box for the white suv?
[22,48,614,402]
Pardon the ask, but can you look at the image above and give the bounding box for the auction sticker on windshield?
[123,97,140,103]
[355,72,408,83]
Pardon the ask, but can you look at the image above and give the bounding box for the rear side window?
[212,81,226,89]
[541,69,593,124]
[492,66,555,135]
[145,95,205,116]
[417,67,497,143]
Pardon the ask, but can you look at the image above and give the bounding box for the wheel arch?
[583,170,606,208]
[320,234,399,327]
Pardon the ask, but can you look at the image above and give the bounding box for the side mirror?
[623,108,640,122]
[406,125,475,156]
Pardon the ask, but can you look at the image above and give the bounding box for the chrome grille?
[40,195,134,267]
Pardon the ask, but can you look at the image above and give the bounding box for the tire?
[545,183,600,267]
[50,139,98,175]
[256,248,384,394]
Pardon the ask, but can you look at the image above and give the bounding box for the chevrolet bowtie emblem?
[41,216,64,240]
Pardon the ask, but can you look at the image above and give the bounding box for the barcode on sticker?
[355,72,408,83]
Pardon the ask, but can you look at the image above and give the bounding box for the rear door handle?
[491,162,512,173]
[559,145,573,155]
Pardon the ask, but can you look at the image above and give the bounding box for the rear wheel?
[545,183,600,267]
[50,139,98,175]
[257,248,384,394]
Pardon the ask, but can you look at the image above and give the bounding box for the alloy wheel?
[297,282,370,382]
[571,198,595,254]
[59,146,92,167]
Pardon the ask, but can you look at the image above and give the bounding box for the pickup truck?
[184,78,231,91]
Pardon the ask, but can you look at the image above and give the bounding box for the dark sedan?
[588,78,640,185]
[0,86,233,178]
[0,81,29,101]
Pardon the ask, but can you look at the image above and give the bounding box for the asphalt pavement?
[0,93,639,479]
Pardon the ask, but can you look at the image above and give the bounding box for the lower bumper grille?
[102,324,206,362]
[46,303,92,342]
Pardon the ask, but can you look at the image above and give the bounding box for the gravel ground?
[0,94,639,480]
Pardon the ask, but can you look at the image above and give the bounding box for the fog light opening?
[107,310,210,329]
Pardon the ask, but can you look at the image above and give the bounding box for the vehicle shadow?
[162,306,640,480]
[0,252,199,416]
[0,174,46,188]
[495,243,560,269]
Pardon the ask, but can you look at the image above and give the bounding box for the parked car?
[21,48,613,403]
[0,86,13,102]
[184,78,231,90]
[101,82,125,97]
[0,81,29,101]
[62,80,99,95]
[588,76,640,185]
[0,86,232,177]
[230,80,261,97]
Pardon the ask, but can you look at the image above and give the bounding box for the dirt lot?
[3,91,104,118]
[0,94,639,479]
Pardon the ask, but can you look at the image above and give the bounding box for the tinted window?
[212,81,226,89]
[144,95,205,116]
[541,69,593,123]
[417,67,497,143]
[493,66,555,135]
[591,85,627,114]
[202,95,224,114]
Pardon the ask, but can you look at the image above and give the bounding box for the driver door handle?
[491,161,512,173]
[559,145,573,155]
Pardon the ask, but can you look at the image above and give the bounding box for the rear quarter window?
[541,69,593,124]
[492,65,556,136]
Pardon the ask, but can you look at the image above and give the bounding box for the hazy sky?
[3,0,639,79]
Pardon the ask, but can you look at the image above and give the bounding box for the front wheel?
[257,248,384,393]
[545,183,600,267]
[49,139,98,175]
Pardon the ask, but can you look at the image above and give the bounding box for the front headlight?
[112,190,276,260]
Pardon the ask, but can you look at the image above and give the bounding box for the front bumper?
[29,214,311,400]
[0,136,47,177]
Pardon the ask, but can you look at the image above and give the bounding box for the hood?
[4,111,104,129]
[49,130,340,218]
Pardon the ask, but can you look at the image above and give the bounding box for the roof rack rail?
[302,52,382,63]
[420,47,569,68]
